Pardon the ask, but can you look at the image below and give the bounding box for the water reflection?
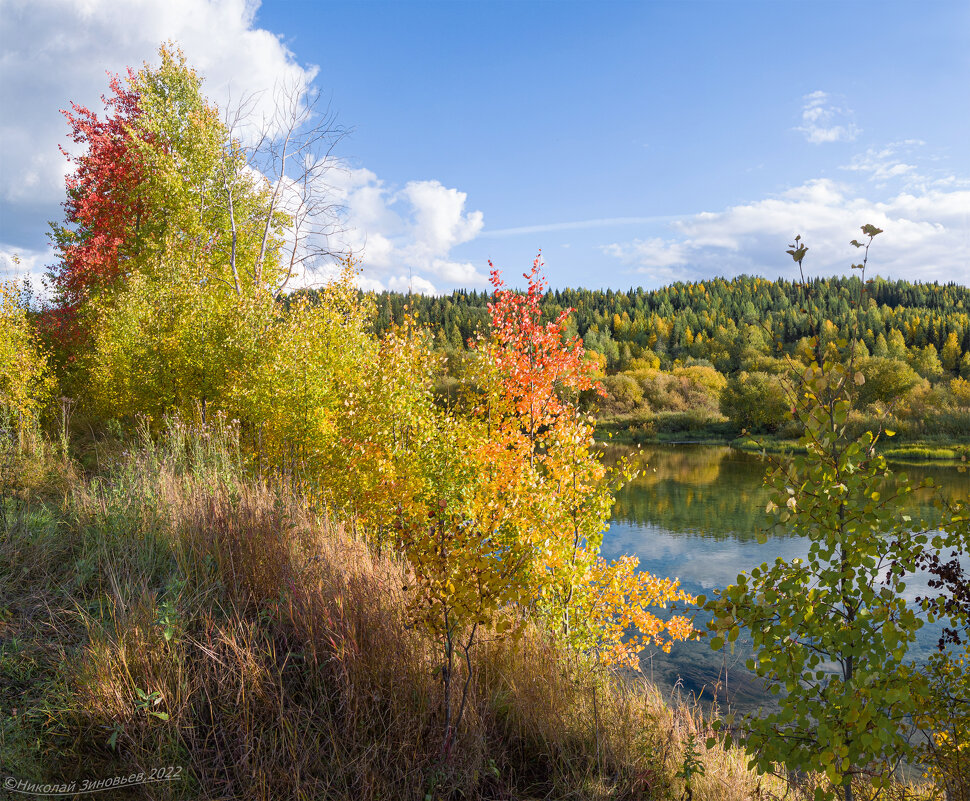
[601,444,970,712]
[602,445,775,540]
[602,443,969,540]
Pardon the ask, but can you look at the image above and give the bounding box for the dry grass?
[0,422,948,800]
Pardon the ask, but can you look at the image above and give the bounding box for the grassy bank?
[595,416,970,463]
[1,425,788,801]
[1,426,949,799]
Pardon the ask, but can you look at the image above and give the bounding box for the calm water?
[600,444,970,713]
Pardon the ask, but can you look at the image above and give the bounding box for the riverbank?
[4,429,956,799]
[0,429,783,801]
[595,417,970,463]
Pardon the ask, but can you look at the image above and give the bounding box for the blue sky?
[2,0,968,292]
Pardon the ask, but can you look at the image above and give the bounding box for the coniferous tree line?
[308,275,970,440]
[341,276,970,377]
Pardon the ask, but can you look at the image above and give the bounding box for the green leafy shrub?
[719,371,789,433]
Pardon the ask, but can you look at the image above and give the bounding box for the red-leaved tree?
[478,254,692,665]
[47,70,153,346]
[483,251,602,452]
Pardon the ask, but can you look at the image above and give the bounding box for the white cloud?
[402,181,483,258]
[601,178,970,285]
[327,169,488,293]
[0,0,486,295]
[844,139,931,181]
[601,238,689,269]
[843,145,917,184]
[839,140,970,197]
[795,90,860,144]
[387,274,438,295]
[599,238,691,286]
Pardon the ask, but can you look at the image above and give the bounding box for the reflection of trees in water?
[600,443,730,487]
[604,444,970,541]
[605,445,773,539]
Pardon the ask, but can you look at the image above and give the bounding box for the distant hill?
[296,276,970,376]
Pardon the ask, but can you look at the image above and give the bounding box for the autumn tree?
[47,67,150,349]
[51,45,299,308]
[478,254,692,665]
[395,436,531,759]
[387,256,693,759]
[719,371,790,433]
[854,357,924,409]
[49,46,315,424]
[941,331,962,374]
[481,254,601,452]
[363,304,533,756]
[1,279,54,440]
[704,227,941,801]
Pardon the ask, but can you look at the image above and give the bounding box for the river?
[599,443,970,714]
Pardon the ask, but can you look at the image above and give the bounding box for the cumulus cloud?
[387,274,438,295]
[402,181,484,258]
[602,179,970,285]
[325,169,487,294]
[795,90,860,144]
[0,0,486,295]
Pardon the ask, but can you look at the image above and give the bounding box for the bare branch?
[221,77,351,298]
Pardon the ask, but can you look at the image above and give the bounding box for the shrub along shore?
[594,416,970,463]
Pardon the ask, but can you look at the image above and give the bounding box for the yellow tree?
[0,280,54,441]
[941,331,962,374]
[477,254,693,665]
[395,418,532,759]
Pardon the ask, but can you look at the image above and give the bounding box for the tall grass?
[0,419,943,800]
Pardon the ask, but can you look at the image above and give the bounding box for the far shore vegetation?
[353,276,970,461]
